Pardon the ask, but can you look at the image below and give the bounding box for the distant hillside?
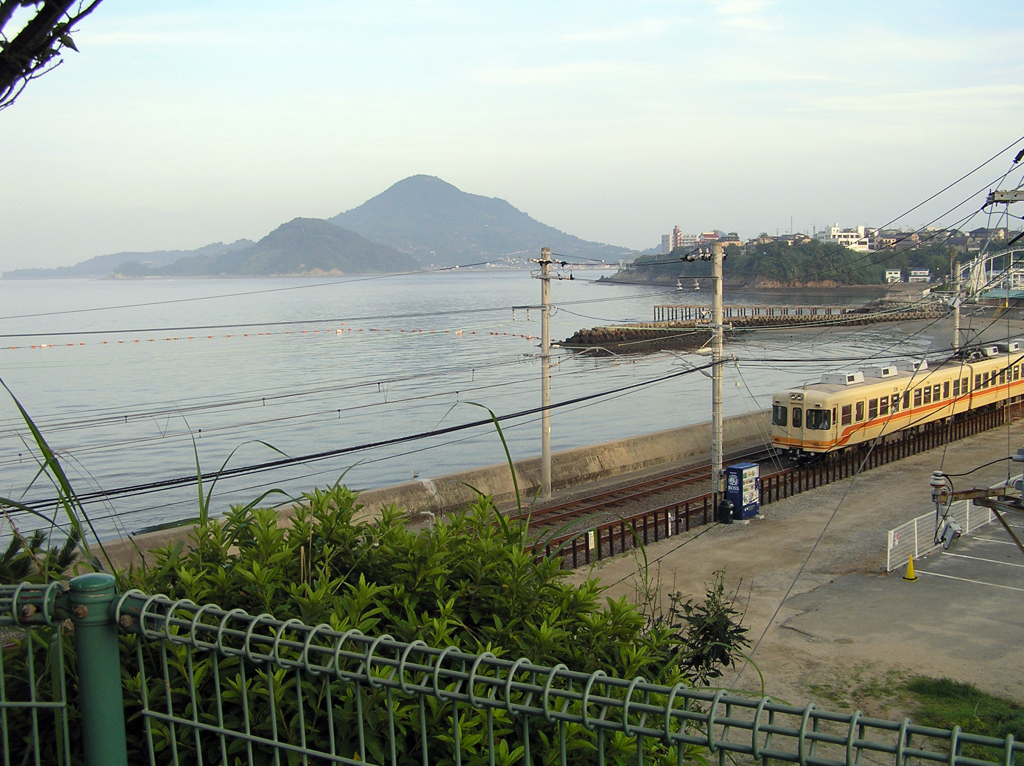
[3,240,255,279]
[329,175,633,267]
[115,219,419,277]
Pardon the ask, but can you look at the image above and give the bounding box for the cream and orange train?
[770,343,1024,455]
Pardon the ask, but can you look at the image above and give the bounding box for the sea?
[0,270,938,540]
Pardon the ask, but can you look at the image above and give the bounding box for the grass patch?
[907,676,1024,739]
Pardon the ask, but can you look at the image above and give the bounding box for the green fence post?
[69,573,128,766]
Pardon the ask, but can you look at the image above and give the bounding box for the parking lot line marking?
[941,552,1024,569]
[974,538,1019,546]
[916,570,1024,592]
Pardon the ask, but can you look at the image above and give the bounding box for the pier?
[652,304,856,322]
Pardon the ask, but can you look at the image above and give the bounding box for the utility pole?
[539,248,553,500]
[711,242,725,515]
[950,248,961,354]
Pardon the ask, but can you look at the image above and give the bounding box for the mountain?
[329,175,634,267]
[3,240,255,278]
[114,218,419,277]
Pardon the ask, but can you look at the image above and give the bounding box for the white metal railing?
[885,500,995,572]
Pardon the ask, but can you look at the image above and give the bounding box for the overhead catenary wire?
[6,359,720,516]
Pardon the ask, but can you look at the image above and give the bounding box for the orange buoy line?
[6,324,539,351]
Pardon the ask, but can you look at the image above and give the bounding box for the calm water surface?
[0,271,929,538]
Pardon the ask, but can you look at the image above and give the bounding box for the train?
[770,341,1024,455]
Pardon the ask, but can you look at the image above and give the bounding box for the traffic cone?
[902,555,919,581]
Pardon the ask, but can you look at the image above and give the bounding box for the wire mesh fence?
[4,576,1024,766]
[886,501,996,572]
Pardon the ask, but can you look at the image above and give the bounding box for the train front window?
[855,401,865,422]
[792,407,803,428]
[841,404,852,425]
[772,405,788,427]
[806,409,830,430]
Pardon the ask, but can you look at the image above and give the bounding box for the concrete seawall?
[105,409,769,567]
[356,409,769,518]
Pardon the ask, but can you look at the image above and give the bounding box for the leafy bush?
[107,485,745,764]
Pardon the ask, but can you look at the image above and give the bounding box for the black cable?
[9,360,718,513]
[939,456,1014,478]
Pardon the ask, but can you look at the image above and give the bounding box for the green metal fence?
[3,574,1023,766]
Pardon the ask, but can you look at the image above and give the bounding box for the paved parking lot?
[573,422,1024,709]
[916,530,1024,592]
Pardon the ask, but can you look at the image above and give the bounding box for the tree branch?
[0,0,104,110]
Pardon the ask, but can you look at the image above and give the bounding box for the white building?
[661,235,671,254]
[908,269,931,283]
[817,224,875,252]
[885,269,902,284]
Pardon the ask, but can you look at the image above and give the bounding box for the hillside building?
[817,224,876,252]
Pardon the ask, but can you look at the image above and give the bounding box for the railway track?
[524,445,783,533]
[526,402,1024,569]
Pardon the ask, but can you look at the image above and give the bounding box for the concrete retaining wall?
[355,409,769,519]
[105,410,769,567]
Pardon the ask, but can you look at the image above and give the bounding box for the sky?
[1,0,1023,270]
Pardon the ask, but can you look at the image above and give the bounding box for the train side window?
[943,381,950,398]
[892,394,900,412]
[855,401,865,422]
[772,405,787,426]
[963,376,969,392]
[1000,369,1006,385]
[792,407,802,428]
[1016,366,1020,382]
[914,388,922,407]
[902,391,910,409]
[953,379,960,397]
[806,409,830,430]
[879,397,889,416]
[975,373,982,390]
[841,404,852,425]
[923,387,931,405]
[868,398,878,419]
[933,384,941,401]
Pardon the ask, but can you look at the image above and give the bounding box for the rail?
[532,404,1020,569]
[3,574,1024,766]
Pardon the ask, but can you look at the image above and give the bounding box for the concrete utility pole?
[951,248,961,354]
[711,242,725,514]
[539,248,553,500]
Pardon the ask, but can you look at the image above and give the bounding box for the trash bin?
[725,462,760,520]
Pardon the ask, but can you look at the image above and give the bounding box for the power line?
[9,360,718,514]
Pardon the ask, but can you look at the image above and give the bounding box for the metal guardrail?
[886,501,996,572]
[3,575,1024,766]
[534,405,1019,569]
